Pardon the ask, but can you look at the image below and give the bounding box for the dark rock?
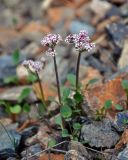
[7,158,17,160]
[113,111,128,132]
[69,20,95,37]
[86,55,112,75]
[21,143,42,158]
[106,22,128,48]
[81,119,120,148]
[105,5,121,18]
[0,149,17,160]
[20,126,39,147]
[0,127,21,151]
[0,55,16,86]
[118,145,128,160]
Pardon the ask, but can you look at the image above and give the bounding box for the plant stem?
[53,56,62,105]
[76,51,82,90]
[36,72,47,110]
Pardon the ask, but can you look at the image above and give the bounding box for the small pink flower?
[22,59,45,73]
[46,48,56,57]
[41,33,62,57]
[65,30,95,52]
[41,34,62,48]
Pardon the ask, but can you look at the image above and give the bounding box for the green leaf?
[63,98,76,107]
[122,80,128,90]
[73,109,81,113]
[48,138,56,147]
[74,92,83,104]
[88,78,99,85]
[62,87,71,98]
[27,73,37,83]
[60,105,72,119]
[9,105,21,114]
[23,103,31,113]
[0,101,7,106]
[4,76,19,84]
[18,88,31,102]
[12,49,20,65]
[67,74,76,86]
[38,103,46,116]
[55,114,63,128]
[115,104,123,111]
[61,129,70,137]
[103,100,112,109]
[73,123,81,130]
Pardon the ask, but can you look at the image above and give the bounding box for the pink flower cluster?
[65,30,95,52]
[41,34,62,56]
[22,59,45,73]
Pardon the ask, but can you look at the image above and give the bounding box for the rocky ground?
[0,0,128,159]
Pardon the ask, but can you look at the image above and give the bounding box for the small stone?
[67,141,91,159]
[106,22,128,48]
[90,0,112,19]
[36,124,51,148]
[120,3,128,17]
[21,143,42,158]
[16,65,29,81]
[118,145,128,160]
[81,119,120,148]
[21,126,39,146]
[21,42,40,57]
[113,111,128,132]
[86,55,112,75]
[69,20,95,37]
[118,39,128,68]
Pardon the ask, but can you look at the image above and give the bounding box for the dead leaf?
[39,153,64,160]
[115,129,128,149]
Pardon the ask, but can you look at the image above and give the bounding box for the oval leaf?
[10,105,21,114]
[60,106,72,119]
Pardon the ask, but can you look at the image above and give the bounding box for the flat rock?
[0,85,37,102]
[81,119,120,148]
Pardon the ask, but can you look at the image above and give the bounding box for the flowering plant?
[65,30,95,89]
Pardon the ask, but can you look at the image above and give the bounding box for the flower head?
[41,34,62,48]
[65,30,95,52]
[22,59,45,73]
[41,34,62,57]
